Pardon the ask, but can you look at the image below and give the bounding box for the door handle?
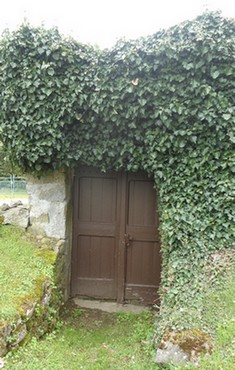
[123,233,133,247]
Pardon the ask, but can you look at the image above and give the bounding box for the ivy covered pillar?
[26,169,74,300]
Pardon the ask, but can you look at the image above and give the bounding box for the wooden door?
[124,173,161,303]
[71,168,161,304]
[71,168,120,299]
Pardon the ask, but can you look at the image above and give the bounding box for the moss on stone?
[161,328,213,359]
[36,249,57,265]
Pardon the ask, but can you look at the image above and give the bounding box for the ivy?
[0,12,234,330]
[0,24,98,171]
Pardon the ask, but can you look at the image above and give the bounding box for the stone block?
[155,342,188,366]
[1,206,29,229]
[0,337,7,357]
[11,324,27,347]
[0,204,10,212]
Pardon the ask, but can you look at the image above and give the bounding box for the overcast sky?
[0,0,234,48]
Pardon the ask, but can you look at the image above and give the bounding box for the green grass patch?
[198,272,235,369]
[5,307,158,369]
[168,264,235,370]
[0,192,28,201]
[0,225,56,321]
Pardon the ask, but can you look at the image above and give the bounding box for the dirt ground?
[60,299,118,330]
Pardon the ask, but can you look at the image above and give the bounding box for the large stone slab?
[155,342,188,366]
[26,170,68,239]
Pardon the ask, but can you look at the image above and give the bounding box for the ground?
[4,300,158,370]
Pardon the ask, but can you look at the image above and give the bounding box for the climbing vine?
[0,12,234,330]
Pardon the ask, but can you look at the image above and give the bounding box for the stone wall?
[0,169,73,358]
[0,279,61,357]
[26,169,73,300]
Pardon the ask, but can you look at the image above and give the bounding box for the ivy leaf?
[35,164,42,171]
[222,114,231,121]
[183,62,194,70]
[47,68,55,76]
[210,70,220,79]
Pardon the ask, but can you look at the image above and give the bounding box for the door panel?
[71,168,161,304]
[71,169,119,299]
[124,173,161,303]
[75,236,116,298]
[78,177,117,223]
[127,179,156,227]
[77,236,115,279]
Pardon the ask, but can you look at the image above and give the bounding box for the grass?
[197,272,235,370]
[0,191,28,201]
[4,274,235,370]
[5,307,159,370]
[171,266,235,370]
[0,225,55,321]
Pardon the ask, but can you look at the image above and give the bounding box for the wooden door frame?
[71,169,78,295]
[117,172,127,303]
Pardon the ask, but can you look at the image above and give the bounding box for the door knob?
[123,234,133,247]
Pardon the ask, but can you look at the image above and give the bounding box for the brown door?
[71,167,161,304]
[123,173,161,303]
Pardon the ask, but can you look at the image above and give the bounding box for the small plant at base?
[71,308,83,319]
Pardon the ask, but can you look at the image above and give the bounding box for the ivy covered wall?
[0,12,234,330]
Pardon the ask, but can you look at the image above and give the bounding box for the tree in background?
[0,142,23,176]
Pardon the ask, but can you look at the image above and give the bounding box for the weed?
[71,308,83,319]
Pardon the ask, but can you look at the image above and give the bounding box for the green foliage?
[0,143,11,175]
[0,142,24,176]
[0,12,234,330]
[0,24,98,172]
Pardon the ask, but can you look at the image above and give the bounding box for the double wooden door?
[71,167,161,304]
